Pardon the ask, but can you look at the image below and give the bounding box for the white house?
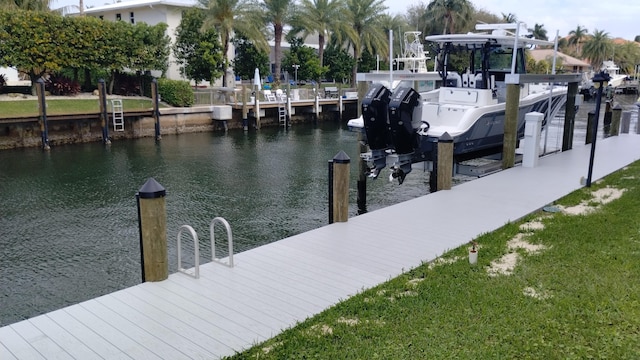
[73,0,320,86]
[78,0,203,83]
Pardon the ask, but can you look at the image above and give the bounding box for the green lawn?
[0,98,155,118]
[225,161,640,359]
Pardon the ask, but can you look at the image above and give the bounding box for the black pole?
[98,79,110,145]
[586,71,611,187]
[152,78,161,141]
[328,159,334,224]
[135,193,145,282]
[36,79,50,151]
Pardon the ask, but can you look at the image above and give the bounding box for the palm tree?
[200,0,267,87]
[568,25,588,56]
[343,0,387,84]
[582,29,613,70]
[259,0,294,85]
[501,12,517,24]
[529,23,548,41]
[292,0,345,68]
[425,0,473,35]
[378,13,409,58]
[0,0,51,11]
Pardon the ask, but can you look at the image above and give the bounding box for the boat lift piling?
[98,79,111,145]
[35,78,50,151]
[503,73,583,169]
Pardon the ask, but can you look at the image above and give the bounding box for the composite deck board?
[2,135,640,359]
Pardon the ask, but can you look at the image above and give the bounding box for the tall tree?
[425,0,472,35]
[259,0,294,85]
[343,0,387,85]
[501,12,516,23]
[582,29,613,70]
[174,8,224,86]
[282,37,325,82]
[291,0,344,69]
[0,0,51,11]
[232,35,270,80]
[378,13,409,59]
[568,25,588,56]
[529,23,548,41]
[200,0,266,87]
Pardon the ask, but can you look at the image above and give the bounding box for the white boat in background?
[349,23,569,184]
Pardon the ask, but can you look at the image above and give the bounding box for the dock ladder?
[111,99,124,131]
[276,89,288,128]
[176,216,235,279]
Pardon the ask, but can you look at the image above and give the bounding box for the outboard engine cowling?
[388,86,420,184]
[361,84,392,178]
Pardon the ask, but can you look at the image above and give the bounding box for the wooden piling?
[502,83,520,169]
[610,104,622,136]
[331,151,350,223]
[436,132,453,191]
[151,79,161,141]
[562,82,579,151]
[137,178,168,282]
[98,79,111,145]
[35,79,50,151]
[242,85,249,131]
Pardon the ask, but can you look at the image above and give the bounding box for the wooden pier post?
[255,97,261,129]
[610,104,622,136]
[562,82,579,151]
[502,83,521,169]
[436,132,453,191]
[151,78,161,141]
[98,79,111,145]
[242,85,249,131]
[330,151,350,223]
[35,78,50,151]
[136,178,168,282]
[603,101,612,136]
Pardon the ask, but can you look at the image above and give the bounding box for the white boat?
[348,23,569,184]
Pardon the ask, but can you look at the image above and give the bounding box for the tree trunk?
[274,23,283,86]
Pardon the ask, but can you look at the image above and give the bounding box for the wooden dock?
[2,134,640,359]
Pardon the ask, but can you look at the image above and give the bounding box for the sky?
[388,0,638,41]
[57,0,638,42]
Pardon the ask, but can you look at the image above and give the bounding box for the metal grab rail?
[210,217,234,267]
[177,225,200,278]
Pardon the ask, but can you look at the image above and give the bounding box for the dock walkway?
[2,135,640,359]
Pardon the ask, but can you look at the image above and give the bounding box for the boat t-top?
[349,23,569,184]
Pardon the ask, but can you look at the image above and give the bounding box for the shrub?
[157,78,194,107]
[46,75,81,95]
[0,74,6,90]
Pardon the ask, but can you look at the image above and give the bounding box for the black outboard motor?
[361,84,392,179]
[387,86,420,184]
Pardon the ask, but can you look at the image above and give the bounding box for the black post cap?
[138,178,166,198]
[332,150,350,164]
[439,132,454,143]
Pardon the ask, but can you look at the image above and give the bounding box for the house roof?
[528,49,591,68]
[81,0,197,14]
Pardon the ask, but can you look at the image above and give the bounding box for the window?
[116,13,121,21]
[130,12,135,24]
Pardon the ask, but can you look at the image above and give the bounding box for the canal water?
[0,121,433,326]
[1,94,637,326]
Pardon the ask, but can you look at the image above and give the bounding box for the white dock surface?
[2,135,640,359]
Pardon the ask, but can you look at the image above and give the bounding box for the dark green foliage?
[323,45,354,83]
[174,8,224,86]
[232,35,270,81]
[157,78,194,107]
[357,49,377,74]
[0,73,5,89]
[281,37,326,83]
